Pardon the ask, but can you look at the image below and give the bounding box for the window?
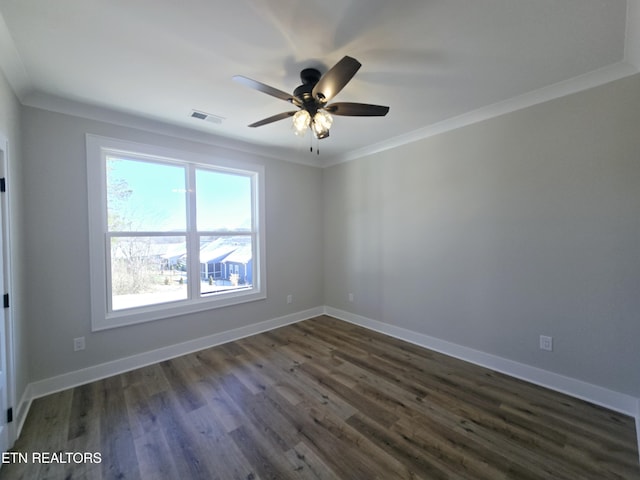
[87,135,265,330]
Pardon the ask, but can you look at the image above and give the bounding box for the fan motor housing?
[300,68,321,85]
[294,68,322,112]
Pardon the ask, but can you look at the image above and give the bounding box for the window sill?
[92,289,266,331]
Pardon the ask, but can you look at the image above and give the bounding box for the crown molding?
[325,60,639,167]
[323,0,640,166]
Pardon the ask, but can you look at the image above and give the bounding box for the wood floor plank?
[158,357,207,413]
[185,404,258,480]
[262,387,415,480]
[99,375,141,480]
[1,315,637,480]
[283,441,341,480]
[144,390,214,479]
[346,412,468,480]
[133,430,180,480]
[228,423,296,480]
[220,373,298,453]
[236,336,359,421]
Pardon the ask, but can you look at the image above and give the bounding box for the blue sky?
[107,156,252,232]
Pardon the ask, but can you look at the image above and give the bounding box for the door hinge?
[3,294,8,309]
[0,178,5,193]
[7,407,12,423]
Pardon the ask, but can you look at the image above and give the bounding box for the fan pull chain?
[307,132,320,155]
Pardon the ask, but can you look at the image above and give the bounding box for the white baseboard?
[20,307,323,429]
[324,307,640,418]
[14,305,640,462]
[12,384,33,448]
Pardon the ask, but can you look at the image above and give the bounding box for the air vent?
[190,110,224,124]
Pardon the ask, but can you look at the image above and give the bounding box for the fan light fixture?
[292,110,311,136]
[292,110,333,139]
[311,110,333,139]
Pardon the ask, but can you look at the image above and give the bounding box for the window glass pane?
[107,157,187,231]
[110,236,187,310]
[88,136,265,329]
[199,236,253,296]
[196,169,252,232]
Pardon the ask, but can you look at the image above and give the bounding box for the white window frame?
[86,134,266,331]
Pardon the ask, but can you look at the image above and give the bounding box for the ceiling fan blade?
[233,75,300,106]
[325,102,389,116]
[248,111,297,128]
[312,56,361,104]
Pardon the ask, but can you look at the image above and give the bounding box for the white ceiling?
[1,0,639,166]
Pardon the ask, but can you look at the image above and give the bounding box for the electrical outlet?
[348,293,354,302]
[74,336,86,352]
[539,335,553,352]
[286,294,293,304]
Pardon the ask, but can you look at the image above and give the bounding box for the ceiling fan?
[233,56,389,141]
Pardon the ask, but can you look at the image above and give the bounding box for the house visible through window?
[87,135,265,330]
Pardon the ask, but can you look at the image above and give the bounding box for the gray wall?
[324,74,640,398]
[8,70,640,403]
[0,69,28,415]
[21,106,324,382]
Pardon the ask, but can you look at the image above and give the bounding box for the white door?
[0,140,12,454]
[0,221,7,454]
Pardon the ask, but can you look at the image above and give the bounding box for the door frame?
[0,134,16,450]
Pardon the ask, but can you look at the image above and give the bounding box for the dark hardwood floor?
[1,316,638,479]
